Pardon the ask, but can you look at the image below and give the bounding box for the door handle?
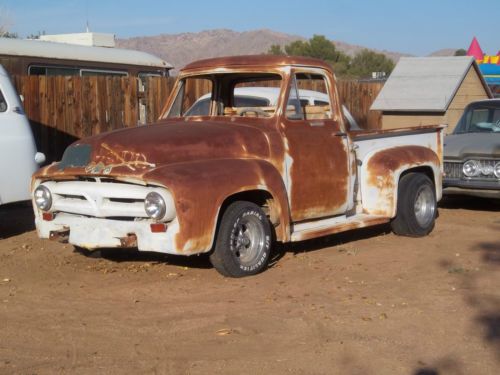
[334,132,347,137]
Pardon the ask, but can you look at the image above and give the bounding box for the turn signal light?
[42,212,54,221]
[150,223,167,233]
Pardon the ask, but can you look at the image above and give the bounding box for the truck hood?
[444,133,500,160]
[38,119,272,178]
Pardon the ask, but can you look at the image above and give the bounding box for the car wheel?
[391,173,437,237]
[210,201,272,277]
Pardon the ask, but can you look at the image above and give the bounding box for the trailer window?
[0,90,7,112]
[29,65,80,76]
[80,69,127,77]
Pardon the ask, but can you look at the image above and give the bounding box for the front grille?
[444,162,462,179]
[444,160,499,181]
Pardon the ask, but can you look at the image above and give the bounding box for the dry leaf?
[216,328,233,336]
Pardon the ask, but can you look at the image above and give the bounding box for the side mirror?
[35,152,46,165]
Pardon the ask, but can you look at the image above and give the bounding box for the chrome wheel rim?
[414,185,436,228]
[231,215,265,266]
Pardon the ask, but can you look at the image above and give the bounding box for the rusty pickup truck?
[32,56,445,277]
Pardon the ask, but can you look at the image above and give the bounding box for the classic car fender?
[360,146,441,217]
[144,158,291,254]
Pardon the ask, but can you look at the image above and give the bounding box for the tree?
[0,7,13,38]
[267,35,351,77]
[349,49,395,79]
[268,44,286,56]
[454,49,467,56]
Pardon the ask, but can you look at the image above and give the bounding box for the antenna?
[85,0,90,32]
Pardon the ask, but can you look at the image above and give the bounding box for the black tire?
[391,173,437,237]
[210,201,272,277]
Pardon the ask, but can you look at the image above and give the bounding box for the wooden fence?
[12,76,383,163]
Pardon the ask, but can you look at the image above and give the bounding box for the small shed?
[371,56,492,133]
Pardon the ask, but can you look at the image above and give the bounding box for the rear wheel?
[210,201,272,277]
[391,173,436,237]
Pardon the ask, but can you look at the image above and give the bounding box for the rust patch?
[367,146,439,184]
[182,55,333,72]
[86,143,155,174]
[293,217,389,242]
[283,119,349,222]
[119,234,138,248]
[366,146,439,216]
[144,159,291,253]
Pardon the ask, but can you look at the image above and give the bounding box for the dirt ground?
[0,196,499,375]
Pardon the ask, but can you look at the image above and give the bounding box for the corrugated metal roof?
[0,37,172,69]
[371,56,489,112]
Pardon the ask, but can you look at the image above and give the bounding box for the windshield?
[166,73,282,119]
[454,103,500,134]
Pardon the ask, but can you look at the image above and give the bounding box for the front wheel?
[391,173,437,237]
[210,201,272,277]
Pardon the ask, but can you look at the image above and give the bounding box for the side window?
[286,75,304,120]
[168,78,213,117]
[0,90,7,112]
[296,73,332,120]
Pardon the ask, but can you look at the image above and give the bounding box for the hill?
[116,29,411,73]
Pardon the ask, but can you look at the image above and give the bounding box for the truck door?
[280,71,350,222]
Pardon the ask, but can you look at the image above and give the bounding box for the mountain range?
[116,29,455,74]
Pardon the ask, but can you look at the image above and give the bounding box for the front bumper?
[443,178,500,191]
[36,212,182,254]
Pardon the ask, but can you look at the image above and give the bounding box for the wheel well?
[219,190,274,220]
[213,190,277,243]
[400,166,435,187]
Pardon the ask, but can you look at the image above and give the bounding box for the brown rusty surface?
[365,146,440,216]
[351,124,445,139]
[32,118,293,250]
[293,216,389,242]
[282,119,349,221]
[119,234,138,248]
[182,55,333,72]
[144,159,291,253]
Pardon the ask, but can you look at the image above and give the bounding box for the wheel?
[210,201,272,277]
[391,173,437,237]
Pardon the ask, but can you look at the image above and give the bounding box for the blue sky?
[2,0,499,56]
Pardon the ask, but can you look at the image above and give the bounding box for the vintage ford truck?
[32,56,444,277]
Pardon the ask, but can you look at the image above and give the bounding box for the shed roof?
[371,56,491,112]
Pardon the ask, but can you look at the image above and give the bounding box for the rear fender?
[360,146,441,217]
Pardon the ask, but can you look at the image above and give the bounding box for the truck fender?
[360,146,441,217]
[144,158,291,254]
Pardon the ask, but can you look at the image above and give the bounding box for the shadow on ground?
[74,246,214,269]
[439,195,500,212]
[0,201,35,239]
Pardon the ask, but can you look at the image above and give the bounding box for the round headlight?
[463,160,480,177]
[494,161,500,179]
[144,192,166,220]
[34,185,52,211]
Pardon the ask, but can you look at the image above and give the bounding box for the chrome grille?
[444,162,462,179]
[444,160,499,180]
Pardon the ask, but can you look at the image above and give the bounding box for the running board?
[291,214,389,242]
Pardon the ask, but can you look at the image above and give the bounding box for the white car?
[186,86,361,130]
[0,65,45,205]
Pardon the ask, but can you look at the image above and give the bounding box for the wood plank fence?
[12,76,383,163]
